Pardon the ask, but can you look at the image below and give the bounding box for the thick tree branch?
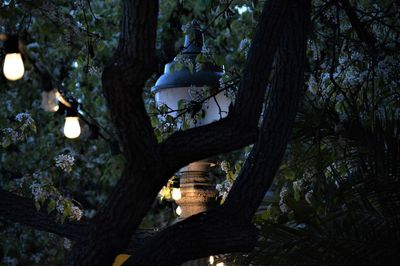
[125,209,258,265]
[338,0,377,49]
[68,1,160,265]
[224,0,310,219]
[125,0,310,264]
[67,0,308,264]
[0,189,88,241]
[159,0,291,171]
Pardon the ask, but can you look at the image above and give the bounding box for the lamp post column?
[177,160,217,219]
[177,161,217,266]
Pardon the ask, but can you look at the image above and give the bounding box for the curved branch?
[125,209,258,266]
[125,0,310,264]
[68,1,160,265]
[338,0,377,49]
[159,0,292,171]
[225,0,311,219]
[0,189,88,241]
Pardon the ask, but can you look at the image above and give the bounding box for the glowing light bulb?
[209,256,214,265]
[64,116,81,139]
[171,188,182,201]
[175,206,182,216]
[216,263,225,266]
[41,89,60,112]
[3,53,24,81]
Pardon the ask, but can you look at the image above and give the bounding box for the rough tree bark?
[126,0,310,264]
[68,0,295,264]
[0,0,310,265]
[0,189,87,241]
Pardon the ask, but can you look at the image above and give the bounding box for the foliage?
[0,0,399,265]
[226,0,400,264]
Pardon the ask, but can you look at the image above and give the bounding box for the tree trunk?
[125,0,310,264]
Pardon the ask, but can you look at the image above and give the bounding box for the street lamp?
[153,20,231,219]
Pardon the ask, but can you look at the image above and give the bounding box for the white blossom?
[216,180,231,201]
[219,77,226,89]
[15,112,34,128]
[336,94,344,102]
[307,75,318,94]
[220,161,229,173]
[279,201,290,213]
[63,238,72,249]
[293,179,305,193]
[305,190,314,205]
[30,181,47,201]
[56,201,65,213]
[71,206,83,221]
[181,22,191,33]
[55,154,75,172]
[2,257,18,266]
[2,127,21,142]
[279,186,289,200]
[201,46,211,56]
[238,38,251,51]
[394,108,400,120]
[31,253,43,263]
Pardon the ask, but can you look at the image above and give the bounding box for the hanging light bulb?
[41,89,60,112]
[175,206,182,216]
[171,188,182,201]
[209,256,214,265]
[3,35,24,81]
[64,116,81,139]
[63,104,81,139]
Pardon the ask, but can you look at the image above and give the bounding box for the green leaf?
[29,123,37,133]
[234,162,242,173]
[187,62,194,73]
[178,99,186,110]
[47,200,56,214]
[294,189,301,201]
[1,138,11,148]
[35,201,41,211]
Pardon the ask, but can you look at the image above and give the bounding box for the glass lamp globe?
[152,20,231,128]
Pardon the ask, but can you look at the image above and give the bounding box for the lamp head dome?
[152,20,223,93]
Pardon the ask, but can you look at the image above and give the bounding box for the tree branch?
[0,189,88,241]
[68,1,161,264]
[224,0,310,219]
[17,0,99,44]
[125,0,310,264]
[159,0,292,172]
[338,0,377,49]
[125,209,258,265]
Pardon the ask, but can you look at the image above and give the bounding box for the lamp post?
[152,20,230,265]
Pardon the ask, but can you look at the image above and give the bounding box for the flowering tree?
[1,0,399,265]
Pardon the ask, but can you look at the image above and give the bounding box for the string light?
[41,89,60,112]
[3,35,25,81]
[64,116,81,139]
[175,206,182,216]
[171,188,182,201]
[209,256,214,265]
[63,101,81,139]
